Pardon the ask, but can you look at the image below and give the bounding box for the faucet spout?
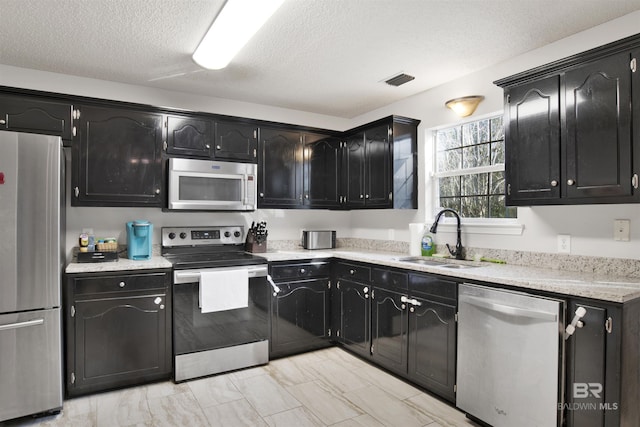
[429,208,465,260]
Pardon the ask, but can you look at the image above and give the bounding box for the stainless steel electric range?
[161,226,270,382]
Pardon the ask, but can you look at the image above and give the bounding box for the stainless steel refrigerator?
[0,132,63,422]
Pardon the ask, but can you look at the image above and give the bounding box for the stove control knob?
[168,232,176,240]
[180,232,187,239]
[234,231,241,238]
[224,231,231,238]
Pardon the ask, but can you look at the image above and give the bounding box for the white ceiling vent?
[385,73,415,87]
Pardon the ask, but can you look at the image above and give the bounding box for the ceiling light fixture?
[192,0,284,70]
[445,95,485,117]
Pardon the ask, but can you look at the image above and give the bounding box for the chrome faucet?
[430,208,465,260]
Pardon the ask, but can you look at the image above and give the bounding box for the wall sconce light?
[193,0,284,70]
[445,95,485,117]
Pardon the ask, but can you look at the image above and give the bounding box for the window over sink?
[433,114,516,219]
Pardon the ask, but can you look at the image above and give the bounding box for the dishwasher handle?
[462,295,557,322]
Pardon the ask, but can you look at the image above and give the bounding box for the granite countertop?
[65,247,640,303]
[65,254,172,274]
[262,248,640,303]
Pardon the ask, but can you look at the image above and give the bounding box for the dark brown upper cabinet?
[0,94,74,145]
[214,119,258,162]
[165,114,213,158]
[72,104,163,207]
[496,34,640,206]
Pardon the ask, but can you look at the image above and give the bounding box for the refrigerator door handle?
[463,295,557,321]
[0,318,44,331]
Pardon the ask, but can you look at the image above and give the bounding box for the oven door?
[172,265,269,381]
[168,158,257,211]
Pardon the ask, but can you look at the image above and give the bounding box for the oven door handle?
[174,265,268,284]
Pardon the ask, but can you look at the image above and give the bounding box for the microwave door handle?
[243,173,248,206]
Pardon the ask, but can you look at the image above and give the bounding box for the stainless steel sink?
[395,256,480,269]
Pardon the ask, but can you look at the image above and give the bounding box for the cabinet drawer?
[73,272,169,295]
[409,273,457,302]
[334,262,371,282]
[372,268,408,290]
[270,261,330,280]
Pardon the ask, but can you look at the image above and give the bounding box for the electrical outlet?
[557,234,571,254]
[614,219,630,241]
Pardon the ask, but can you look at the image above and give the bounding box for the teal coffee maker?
[126,220,153,260]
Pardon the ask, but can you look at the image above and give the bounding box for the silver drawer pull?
[567,179,575,186]
[551,180,558,187]
[119,281,125,288]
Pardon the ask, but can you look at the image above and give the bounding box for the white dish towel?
[199,269,249,313]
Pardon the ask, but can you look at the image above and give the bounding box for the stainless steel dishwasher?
[457,283,565,427]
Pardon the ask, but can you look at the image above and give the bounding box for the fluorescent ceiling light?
[193,0,284,70]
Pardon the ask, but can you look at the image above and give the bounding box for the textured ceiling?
[1,0,640,118]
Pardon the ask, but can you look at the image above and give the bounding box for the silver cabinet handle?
[216,145,221,150]
[551,180,558,187]
[0,318,44,331]
[155,189,160,194]
[259,192,264,197]
[74,186,80,197]
[401,296,422,306]
[205,144,210,149]
[567,179,575,186]
[300,268,306,274]
[267,274,280,296]
[365,194,370,199]
[0,119,6,125]
[119,281,125,288]
[360,194,364,199]
[349,269,355,275]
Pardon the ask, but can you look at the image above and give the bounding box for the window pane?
[461,196,488,217]
[437,148,462,172]
[491,140,505,165]
[440,176,461,197]
[489,195,517,218]
[440,197,461,213]
[462,173,488,196]
[462,120,490,146]
[437,127,461,150]
[490,116,504,141]
[489,171,505,195]
[462,144,490,168]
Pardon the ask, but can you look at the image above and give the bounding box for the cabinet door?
[214,120,258,162]
[303,134,341,208]
[565,301,621,427]
[166,115,212,157]
[365,124,392,207]
[371,287,407,375]
[343,132,366,207]
[505,76,561,204]
[0,95,74,143]
[72,105,163,206]
[258,128,303,207]
[392,118,419,209]
[336,279,370,358]
[407,295,457,402]
[270,278,331,358]
[71,293,170,395]
[565,52,632,199]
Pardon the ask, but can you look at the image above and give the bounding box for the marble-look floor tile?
[228,365,269,381]
[305,358,371,394]
[187,375,244,408]
[231,374,301,417]
[96,387,151,427]
[286,380,361,425]
[202,398,268,427]
[323,348,372,371]
[147,391,208,427]
[351,364,422,400]
[405,394,479,427]
[263,406,325,427]
[344,385,434,427]
[145,381,190,400]
[331,414,386,427]
[265,356,319,387]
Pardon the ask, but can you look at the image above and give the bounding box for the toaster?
[302,230,336,250]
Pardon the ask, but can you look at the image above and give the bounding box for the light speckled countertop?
[65,255,172,274]
[261,248,640,303]
[66,248,640,303]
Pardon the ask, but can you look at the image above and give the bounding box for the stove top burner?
[161,226,266,270]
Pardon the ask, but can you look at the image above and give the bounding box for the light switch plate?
[557,234,571,254]
[614,219,630,241]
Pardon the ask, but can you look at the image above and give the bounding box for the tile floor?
[5,348,480,427]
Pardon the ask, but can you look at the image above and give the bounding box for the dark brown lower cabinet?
[64,270,171,397]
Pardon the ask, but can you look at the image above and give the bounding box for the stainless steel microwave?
[168,158,257,211]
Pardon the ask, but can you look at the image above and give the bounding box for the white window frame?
[426,111,523,236]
